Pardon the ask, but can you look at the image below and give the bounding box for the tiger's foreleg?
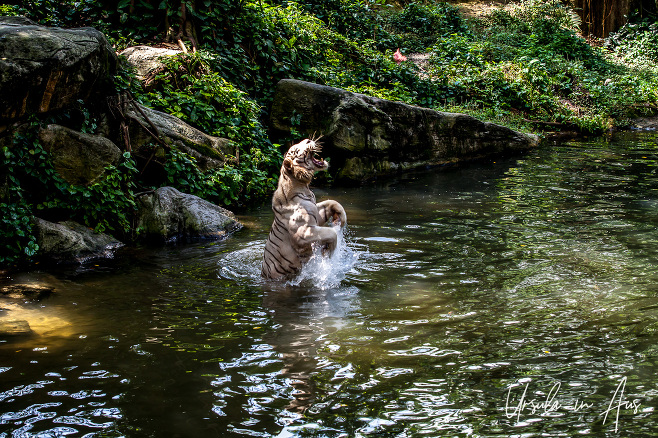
[292,225,338,258]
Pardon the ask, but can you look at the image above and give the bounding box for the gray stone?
[271,79,540,182]
[632,117,658,130]
[38,124,122,185]
[0,17,117,124]
[125,102,234,171]
[119,45,182,82]
[137,187,242,243]
[0,16,36,26]
[32,218,124,264]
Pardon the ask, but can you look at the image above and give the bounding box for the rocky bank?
[1,17,539,266]
[0,17,241,265]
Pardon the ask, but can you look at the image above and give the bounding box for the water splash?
[218,224,361,290]
[218,240,265,283]
[286,224,360,290]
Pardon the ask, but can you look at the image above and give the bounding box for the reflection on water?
[2,132,658,437]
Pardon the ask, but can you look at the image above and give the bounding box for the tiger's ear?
[283,157,293,172]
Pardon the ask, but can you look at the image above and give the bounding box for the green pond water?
[2,132,658,437]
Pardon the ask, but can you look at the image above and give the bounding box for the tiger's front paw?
[333,209,347,227]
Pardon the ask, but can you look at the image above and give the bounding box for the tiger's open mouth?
[311,153,326,168]
[309,141,327,168]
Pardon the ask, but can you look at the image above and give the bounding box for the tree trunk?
[573,0,631,37]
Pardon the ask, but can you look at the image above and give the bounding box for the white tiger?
[262,138,347,280]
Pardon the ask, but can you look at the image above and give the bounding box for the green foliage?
[479,1,602,67]
[15,0,172,48]
[12,0,110,29]
[0,123,138,265]
[37,153,139,235]
[424,0,658,132]
[140,53,260,139]
[163,148,278,208]
[508,0,582,32]
[0,194,38,265]
[606,19,658,67]
[163,150,236,207]
[131,52,282,207]
[286,0,392,47]
[391,2,464,35]
[388,1,468,51]
[289,0,467,52]
[0,4,20,15]
[211,1,330,103]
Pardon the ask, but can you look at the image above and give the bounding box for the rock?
[0,17,117,124]
[0,272,59,302]
[119,45,182,83]
[38,124,122,185]
[137,187,242,243]
[0,320,33,337]
[0,16,35,26]
[632,117,658,130]
[1,284,55,300]
[32,218,124,264]
[271,79,540,182]
[125,102,234,171]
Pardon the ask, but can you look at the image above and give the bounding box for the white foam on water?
[286,224,360,290]
[218,224,361,290]
[217,240,265,283]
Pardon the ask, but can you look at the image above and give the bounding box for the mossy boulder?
[125,102,234,172]
[136,187,242,243]
[32,218,124,264]
[38,124,122,186]
[271,79,540,182]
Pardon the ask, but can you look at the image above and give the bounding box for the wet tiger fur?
[262,138,347,280]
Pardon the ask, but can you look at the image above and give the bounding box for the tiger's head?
[282,138,328,184]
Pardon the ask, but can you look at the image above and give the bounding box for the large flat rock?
[271,79,539,182]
